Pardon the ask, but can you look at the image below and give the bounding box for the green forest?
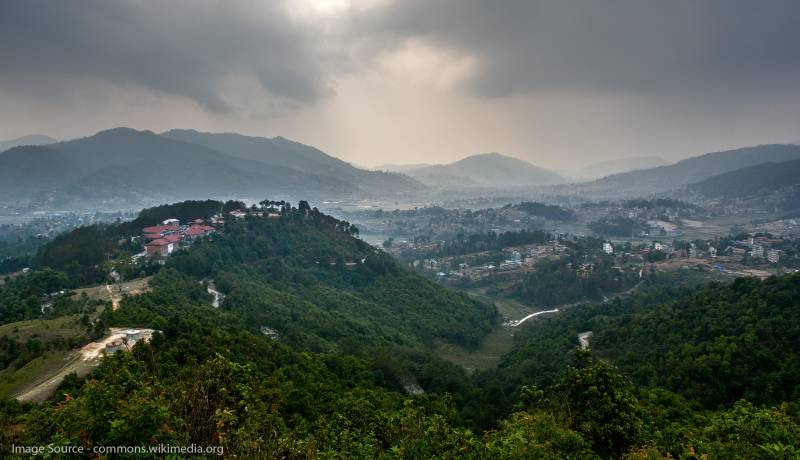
[1,200,799,458]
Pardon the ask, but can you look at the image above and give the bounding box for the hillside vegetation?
[2,201,800,458]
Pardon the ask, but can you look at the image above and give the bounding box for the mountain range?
[4,128,800,209]
[161,129,418,195]
[587,144,800,195]
[0,128,420,208]
[396,153,564,188]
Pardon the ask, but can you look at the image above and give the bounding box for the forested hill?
[35,200,499,351]
[493,273,800,411]
[590,143,800,194]
[161,129,420,195]
[4,202,800,457]
[0,128,422,209]
[689,158,800,199]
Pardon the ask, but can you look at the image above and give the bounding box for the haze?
[1,0,799,169]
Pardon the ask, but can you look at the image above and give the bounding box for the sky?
[1,0,799,169]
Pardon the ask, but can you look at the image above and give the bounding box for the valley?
[4,3,800,457]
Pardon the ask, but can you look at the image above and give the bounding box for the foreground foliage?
[1,201,800,458]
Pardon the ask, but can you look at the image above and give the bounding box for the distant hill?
[0,134,56,152]
[0,146,79,195]
[161,129,421,195]
[589,144,800,194]
[0,128,421,208]
[374,163,433,172]
[406,153,564,188]
[690,158,800,198]
[568,156,668,180]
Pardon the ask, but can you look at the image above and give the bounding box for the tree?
[554,353,643,458]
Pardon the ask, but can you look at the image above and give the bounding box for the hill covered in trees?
[30,200,498,351]
[2,200,800,458]
[0,128,421,209]
[690,158,800,200]
[589,144,800,195]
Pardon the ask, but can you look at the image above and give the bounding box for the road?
[578,331,593,349]
[12,328,156,403]
[12,352,94,403]
[508,309,559,326]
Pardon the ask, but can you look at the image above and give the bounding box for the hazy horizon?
[2,0,799,169]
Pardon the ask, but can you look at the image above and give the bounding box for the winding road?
[508,308,560,326]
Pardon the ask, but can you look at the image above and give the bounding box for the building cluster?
[636,232,789,270]
[143,218,216,256]
[721,236,783,264]
[415,241,568,282]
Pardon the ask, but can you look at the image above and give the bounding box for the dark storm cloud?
[0,0,334,111]
[2,0,798,110]
[354,0,800,97]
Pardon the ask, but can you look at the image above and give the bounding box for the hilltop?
[405,153,564,188]
[0,134,56,152]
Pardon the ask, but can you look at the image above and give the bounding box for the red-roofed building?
[142,225,179,236]
[184,225,215,241]
[145,238,176,256]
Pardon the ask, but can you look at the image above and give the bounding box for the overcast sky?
[1,0,799,169]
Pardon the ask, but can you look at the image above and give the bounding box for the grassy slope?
[0,278,151,400]
[432,289,538,373]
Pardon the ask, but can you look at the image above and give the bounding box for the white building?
[751,244,765,258]
[767,249,781,264]
[603,242,614,255]
[162,218,180,226]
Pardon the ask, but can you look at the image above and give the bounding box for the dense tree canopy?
[2,200,800,458]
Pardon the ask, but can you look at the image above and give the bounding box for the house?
[163,234,181,245]
[731,247,746,257]
[767,249,781,264]
[142,224,179,237]
[603,242,614,255]
[183,224,215,241]
[145,238,175,256]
